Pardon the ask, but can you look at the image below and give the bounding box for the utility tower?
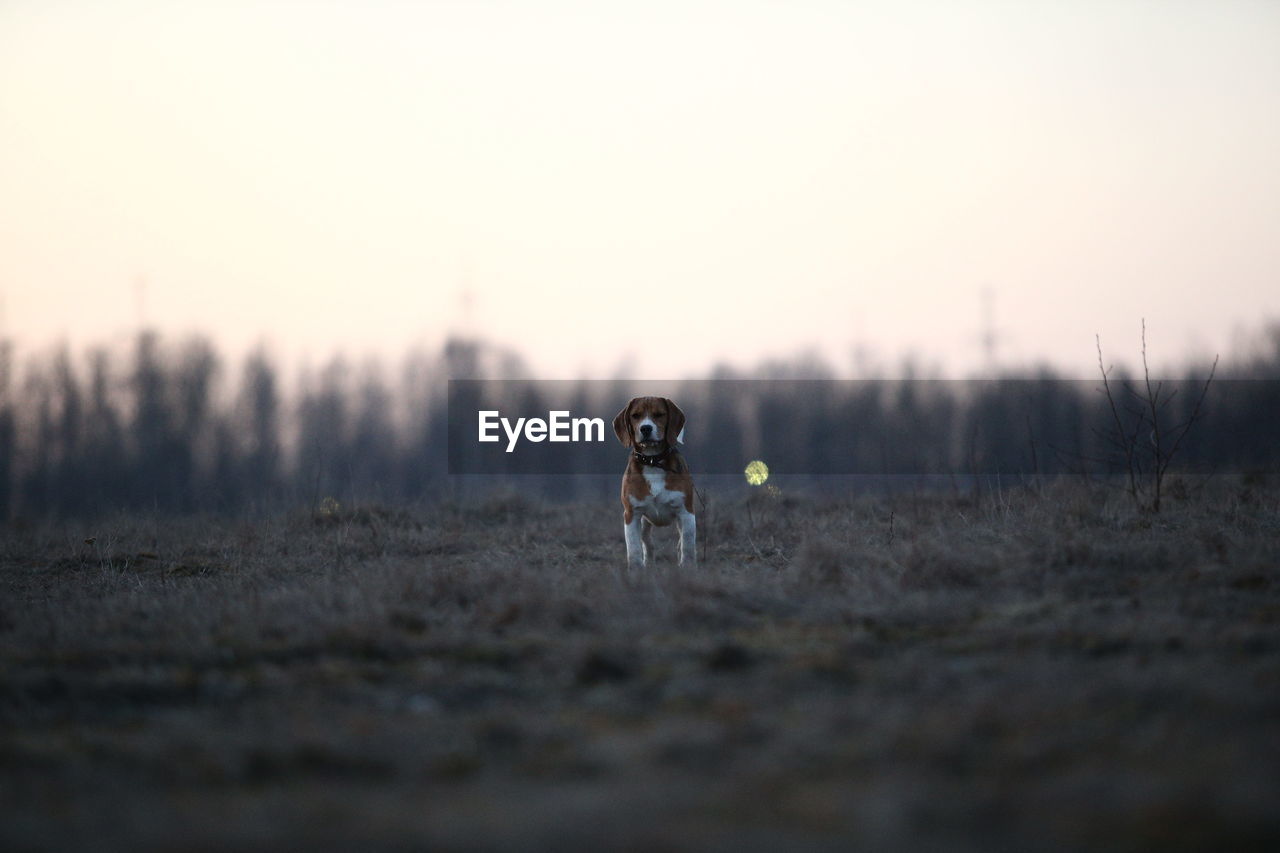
[979,287,1005,372]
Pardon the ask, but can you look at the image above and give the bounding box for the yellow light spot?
[744,460,769,486]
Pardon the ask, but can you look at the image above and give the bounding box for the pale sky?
[2,0,1277,378]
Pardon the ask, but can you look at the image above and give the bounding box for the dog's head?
[613,396,686,450]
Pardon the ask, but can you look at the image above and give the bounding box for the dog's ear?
[664,399,686,445]
[613,401,635,448]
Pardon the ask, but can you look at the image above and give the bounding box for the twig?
[1097,334,1139,504]
[1141,319,1165,511]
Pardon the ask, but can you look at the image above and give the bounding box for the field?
[2,479,1279,851]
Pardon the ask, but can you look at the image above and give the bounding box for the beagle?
[613,396,696,568]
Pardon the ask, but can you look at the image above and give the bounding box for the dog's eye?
[631,413,641,420]
[655,413,665,419]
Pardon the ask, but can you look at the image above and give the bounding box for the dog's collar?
[632,445,671,467]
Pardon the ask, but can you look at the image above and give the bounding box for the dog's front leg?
[624,513,645,568]
[678,510,697,566]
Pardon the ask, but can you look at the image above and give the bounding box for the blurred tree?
[19,363,56,514]
[83,348,128,511]
[0,340,15,518]
[296,356,351,507]
[0,325,1275,518]
[350,364,399,504]
[130,331,182,510]
[239,349,283,507]
[51,347,87,515]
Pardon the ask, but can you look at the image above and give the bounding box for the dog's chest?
[629,465,686,524]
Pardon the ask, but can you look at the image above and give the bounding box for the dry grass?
[2,479,1279,851]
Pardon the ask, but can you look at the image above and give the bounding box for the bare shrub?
[1096,320,1217,512]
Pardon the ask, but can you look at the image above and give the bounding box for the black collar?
[632,445,671,467]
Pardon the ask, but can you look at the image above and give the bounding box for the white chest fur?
[629,465,686,525]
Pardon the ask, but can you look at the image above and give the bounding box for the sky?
[1,0,1277,378]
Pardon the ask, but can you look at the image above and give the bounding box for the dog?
[613,396,696,568]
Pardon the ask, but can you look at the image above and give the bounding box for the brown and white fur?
[613,396,696,568]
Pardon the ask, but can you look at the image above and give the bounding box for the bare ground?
[2,479,1279,852]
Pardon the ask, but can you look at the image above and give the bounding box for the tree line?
[1,325,1277,519]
